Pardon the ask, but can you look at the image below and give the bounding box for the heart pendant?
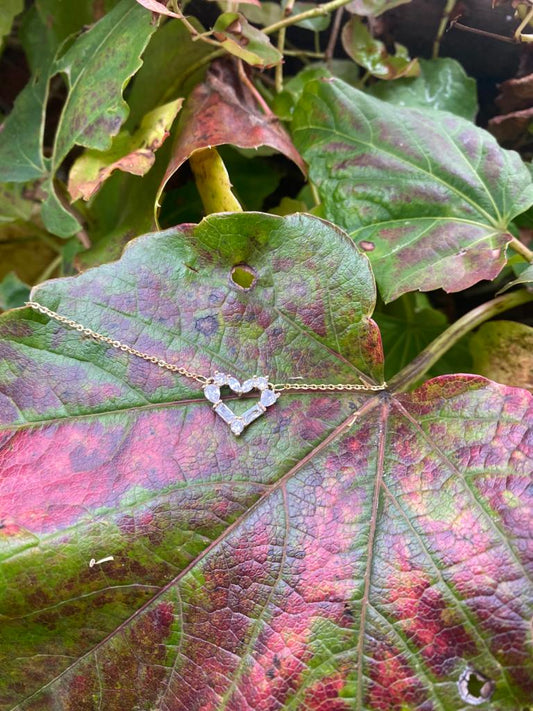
[203,372,280,436]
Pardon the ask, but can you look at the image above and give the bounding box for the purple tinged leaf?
[0,214,531,709]
[292,78,533,301]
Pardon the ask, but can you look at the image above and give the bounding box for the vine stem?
[510,236,533,263]
[275,0,296,93]
[432,0,456,58]
[389,289,533,393]
[263,0,355,36]
[325,6,344,64]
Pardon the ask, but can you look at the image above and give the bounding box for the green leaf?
[0,0,157,237]
[366,57,478,120]
[0,0,121,182]
[0,271,30,311]
[292,1,332,31]
[374,292,472,381]
[272,62,360,121]
[240,1,283,26]
[292,78,533,301]
[0,213,531,709]
[341,16,419,80]
[0,0,23,45]
[125,17,213,130]
[498,262,533,293]
[470,320,533,391]
[75,140,172,269]
[68,99,182,201]
[213,12,282,67]
[346,0,412,15]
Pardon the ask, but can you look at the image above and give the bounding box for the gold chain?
[26,301,211,385]
[26,301,387,393]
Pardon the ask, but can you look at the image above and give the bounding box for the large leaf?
[292,78,533,301]
[1,213,532,709]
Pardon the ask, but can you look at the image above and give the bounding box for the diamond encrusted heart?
[203,372,280,436]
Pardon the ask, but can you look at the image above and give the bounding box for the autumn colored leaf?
[292,77,533,301]
[0,213,532,709]
[159,59,306,202]
[68,100,182,201]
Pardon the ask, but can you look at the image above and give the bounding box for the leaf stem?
[514,6,533,41]
[189,147,243,214]
[283,49,326,58]
[325,6,344,64]
[432,0,457,58]
[36,255,62,285]
[451,22,516,45]
[389,289,533,392]
[275,0,296,93]
[509,236,533,262]
[263,0,354,36]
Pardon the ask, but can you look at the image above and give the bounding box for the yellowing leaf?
[470,320,533,391]
[68,100,182,202]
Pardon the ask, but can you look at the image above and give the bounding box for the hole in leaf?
[458,667,495,706]
[231,264,257,290]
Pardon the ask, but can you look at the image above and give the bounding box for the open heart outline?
[203,372,279,436]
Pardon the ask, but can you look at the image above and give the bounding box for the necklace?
[26,301,387,436]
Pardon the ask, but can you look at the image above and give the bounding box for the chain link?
[26,301,387,393]
[270,381,386,392]
[25,301,212,385]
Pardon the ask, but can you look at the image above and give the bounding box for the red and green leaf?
[291,77,533,302]
[159,59,306,201]
[0,213,531,709]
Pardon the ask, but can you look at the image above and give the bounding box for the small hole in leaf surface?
[458,667,495,705]
[231,264,257,290]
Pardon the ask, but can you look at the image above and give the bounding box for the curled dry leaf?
[159,59,306,201]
